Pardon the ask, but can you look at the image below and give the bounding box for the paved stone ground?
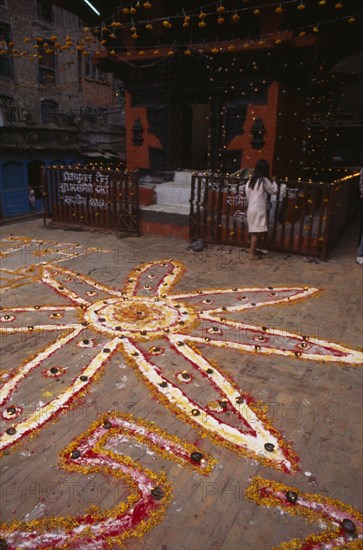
[0,219,362,550]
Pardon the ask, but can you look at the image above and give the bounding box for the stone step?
[139,170,201,208]
[140,204,190,215]
[155,183,191,207]
[173,170,195,184]
[140,202,190,240]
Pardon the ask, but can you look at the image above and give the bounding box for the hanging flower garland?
[0,1,359,62]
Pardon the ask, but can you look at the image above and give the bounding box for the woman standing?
[245,159,277,260]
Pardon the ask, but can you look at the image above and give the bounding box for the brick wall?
[0,1,82,121]
[81,79,114,109]
[0,0,118,123]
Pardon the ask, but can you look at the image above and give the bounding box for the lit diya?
[176,371,192,383]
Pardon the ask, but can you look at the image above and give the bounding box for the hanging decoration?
[245,476,363,549]
[0,412,215,548]
[0,0,359,63]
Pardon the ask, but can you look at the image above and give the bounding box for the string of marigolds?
[99,0,351,30]
[0,9,359,60]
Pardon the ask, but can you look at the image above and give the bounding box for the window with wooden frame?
[0,94,15,122]
[83,52,104,81]
[38,39,56,85]
[0,22,12,77]
[41,99,58,123]
[36,0,54,24]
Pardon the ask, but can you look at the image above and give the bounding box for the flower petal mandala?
[40,264,123,306]
[121,337,299,473]
[1,258,361,474]
[0,327,84,407]
[0,332,119,454]
[0,412,215,548]
[0,305,80,333]
[194,316,363,364]
[171,286,319,313]
[124,260,185,297]
[245,476,363,549]
[0,266,41,292]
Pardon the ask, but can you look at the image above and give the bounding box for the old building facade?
[0,0,125,219]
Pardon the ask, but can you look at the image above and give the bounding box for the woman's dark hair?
[248,159,271,189]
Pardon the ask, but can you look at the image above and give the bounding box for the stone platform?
[139,170,195,240]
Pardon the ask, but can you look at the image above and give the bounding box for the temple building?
[86,0,362,180]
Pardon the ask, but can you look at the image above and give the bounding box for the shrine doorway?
[189,102,210,170]
[168,100,210,171]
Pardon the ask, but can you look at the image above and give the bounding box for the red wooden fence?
[42,166,139,234]
[189,173,359,259]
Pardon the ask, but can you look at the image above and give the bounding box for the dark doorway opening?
[27,161,43,199]
[179,102,210,171]
[27,160,44,212]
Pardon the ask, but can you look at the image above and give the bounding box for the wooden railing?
[190,173,359,259]
[42,166,139,234]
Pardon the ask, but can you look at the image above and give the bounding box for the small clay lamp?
[151,487,164,499]
[286,491,298,504]
[191,452,203,463]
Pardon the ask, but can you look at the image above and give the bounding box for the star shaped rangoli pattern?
[0,260,362,474]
